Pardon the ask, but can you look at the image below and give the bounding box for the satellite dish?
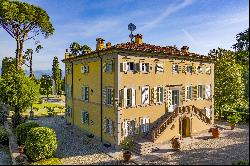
[128,23,136,31]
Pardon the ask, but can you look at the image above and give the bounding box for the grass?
[22,102,65,117]
[31,158,62,165]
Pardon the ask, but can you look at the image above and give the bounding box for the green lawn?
[22,102,65,117]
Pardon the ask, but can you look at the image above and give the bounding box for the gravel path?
[32,116,249,165]
[0,145,12,165]
[32,116,130,165]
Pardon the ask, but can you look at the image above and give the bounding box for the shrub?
[25,127,57,161]
[120,136,133,153]
[232,160,249,165]
[16,122,40,145]
[0,125,8,145]
[31,158,62,165]
[227,113,242,125]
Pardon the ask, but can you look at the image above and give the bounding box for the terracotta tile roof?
[65,42,212,61]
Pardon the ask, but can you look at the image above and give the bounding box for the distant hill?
[0,68,64,79]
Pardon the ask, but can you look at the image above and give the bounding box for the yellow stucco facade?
[63,40,214,147]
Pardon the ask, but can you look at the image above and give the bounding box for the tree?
[52,56,61,95]
[24,43,43,77]
[39,75,52,100]
[69,42,92,56]
[0,0,54,69]
[1,57,16,76]
[208,48,247,119]
[232,28,249,100]
[0,70,40,126]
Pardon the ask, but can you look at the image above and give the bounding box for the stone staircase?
[132,105,211,155]
[133,138,159,155]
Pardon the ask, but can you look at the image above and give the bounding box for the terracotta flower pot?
[171,138,181,150]
[123,151,131,163]
[211,128,220,138]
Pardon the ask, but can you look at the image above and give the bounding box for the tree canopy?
[0,70,40,113]
[52,56,61,95]
[69,42,92,56]
[0,0,54,68]
[1,56,16,76]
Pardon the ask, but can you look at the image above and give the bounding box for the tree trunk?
[30,51,33,77]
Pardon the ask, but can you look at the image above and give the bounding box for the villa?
[62,34,214,154]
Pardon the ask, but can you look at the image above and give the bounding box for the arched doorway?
[181,117,191,138]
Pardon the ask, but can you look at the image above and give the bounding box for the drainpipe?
[97,51,103,142]
[71,61,74,124]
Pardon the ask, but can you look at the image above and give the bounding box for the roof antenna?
[128,23,136,43]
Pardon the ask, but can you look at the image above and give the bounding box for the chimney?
[96,38,105,50]
[65,48,69,59]
[135,34,143,45]
[181,46,189,53]
[106,42,111,48]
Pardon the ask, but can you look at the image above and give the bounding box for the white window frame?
[186,86,192,100]
[198,85,205,99]
[156,63,164,72]
[141,86,150,105]
[172,64,179,73]
[106,88,113,105]
[156,87,164,103]
[196,66,203,73]
[205,67,211,74]
[127,62,135,71]
[127,88,132,106]
[186,65,192,74]
[140,63,150,72]
[82,86,89,101]
[140,117,150,133]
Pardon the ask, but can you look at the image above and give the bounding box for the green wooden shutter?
[192,85,197,100]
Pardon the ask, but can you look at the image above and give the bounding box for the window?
[186,65,192,74]
[106,88,113,105]
[105,119,113,135]
[141,86,150,105]
[105,62,113,72]
[156,63,164,72]
[124,88,135,107]
[172,64,179,73]
[82,86,89,101]
[140,63,149,72]
[81,112,89,125]
[127,62,135,71]
[196,66,203,73]
[205,67,211,74]
[157,87,164,103]
[81,65,89,73]
[186,86,192,100]
[172,90,180,106]
[127,88,132,106]
[140,118,150,133]
[198,85,205,99]
[66,107,72,117]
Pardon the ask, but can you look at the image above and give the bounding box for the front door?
[181,117,190,137]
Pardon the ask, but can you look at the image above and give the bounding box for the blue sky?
[0,0,249,71]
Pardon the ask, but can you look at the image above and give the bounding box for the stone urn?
[123,151,131,163]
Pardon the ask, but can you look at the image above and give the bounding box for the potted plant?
[171,134,181,150]
[227,113,241,130]
[120,136,133,163]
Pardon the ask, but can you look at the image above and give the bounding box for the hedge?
[16,122,40,145]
